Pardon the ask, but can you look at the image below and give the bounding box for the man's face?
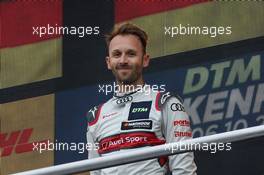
[106,34,149,84]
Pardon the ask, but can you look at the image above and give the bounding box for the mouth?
[117,67,131,70]
[117,69,131,74]
[116,66,132,72]
[116,65,131,69]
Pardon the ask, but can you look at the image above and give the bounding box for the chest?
[96,100,162,141]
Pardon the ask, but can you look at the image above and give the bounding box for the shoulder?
[86,104,104,126]
[156,91,184,111]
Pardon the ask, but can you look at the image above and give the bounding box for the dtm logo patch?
[128,101,151,120]
[121,120,152,130]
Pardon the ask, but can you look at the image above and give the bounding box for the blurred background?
[0,0,264,174]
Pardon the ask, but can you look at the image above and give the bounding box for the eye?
[112,51,121,58]
[127,51,136,57]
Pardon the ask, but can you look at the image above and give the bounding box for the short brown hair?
[105,23,148,54]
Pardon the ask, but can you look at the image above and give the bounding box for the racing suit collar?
[113,83,148,98]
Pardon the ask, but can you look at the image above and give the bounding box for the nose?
[119,53,128,64]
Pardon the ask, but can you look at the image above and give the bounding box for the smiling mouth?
[118,68,131,70]
[118,69,131,75]
[117,66,131,69]
[117,67,132,72]
[116,64,132,69]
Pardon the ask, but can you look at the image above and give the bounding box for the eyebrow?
[126,49,136,53]
[111,49,121,53]
[111,49,137,54]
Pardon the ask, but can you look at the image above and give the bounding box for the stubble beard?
[113,65,142,85]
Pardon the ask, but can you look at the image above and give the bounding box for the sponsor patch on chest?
[128,101,152,120]
[121,120,152,130]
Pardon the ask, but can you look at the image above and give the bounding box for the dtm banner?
[185,57,263,137]
[162,53,263,137]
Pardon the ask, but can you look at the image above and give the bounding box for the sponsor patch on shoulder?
[170,103,185,112]
[158,91,184,106]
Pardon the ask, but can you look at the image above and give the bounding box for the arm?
[86,127,101,175]
[161,95,197,175]
[86,106,101,175]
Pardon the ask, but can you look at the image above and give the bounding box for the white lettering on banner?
[226,86,255,118]
[183,96,205,124]
[210,61,231,88]
[181,54,264,138]
[203,91,228,123]
[253,84,264,113]
[226,55,260,86]
[191,115,264,138]
[225,119,248,132]
[184,83,264,125]
[191,117,263,137]
[183,55,261,95]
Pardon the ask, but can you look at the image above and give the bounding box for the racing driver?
[86,23,197,175]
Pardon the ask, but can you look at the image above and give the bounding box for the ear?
[142,54,150,68]
[106,56,112,70]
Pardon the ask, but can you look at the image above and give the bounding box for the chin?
[118,76,132,83]
[119,79,130,84]
[122,78,137,85]
[116,73,137,84]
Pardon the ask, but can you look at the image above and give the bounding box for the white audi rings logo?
[116,96,133,104]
